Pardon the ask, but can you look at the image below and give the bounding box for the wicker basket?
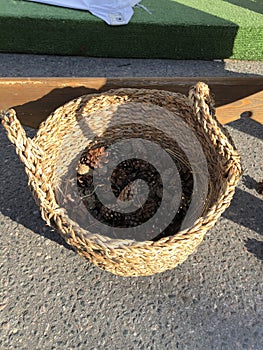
[0,82,241,276]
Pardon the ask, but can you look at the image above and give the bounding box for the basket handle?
[0,108,44,184]
[188,82,216,124]
[188,82,242,174]
[188,82,237,149]
[1,108,69,230]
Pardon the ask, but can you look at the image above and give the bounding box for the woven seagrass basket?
[0,82,241,276]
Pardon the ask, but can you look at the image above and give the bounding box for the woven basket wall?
[0,82,242,276]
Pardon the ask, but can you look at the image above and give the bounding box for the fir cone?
[75,142,194,241]
[77,145,109,209]
[118,184,134,202]
[78,145,109,173]
[77,173,93,189]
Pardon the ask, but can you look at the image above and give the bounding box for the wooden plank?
[0,77,262,128]
[217,90,263,124]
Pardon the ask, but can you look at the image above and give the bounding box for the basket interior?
[33,89,232,243]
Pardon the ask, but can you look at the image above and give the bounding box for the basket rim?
[29,87,242,248]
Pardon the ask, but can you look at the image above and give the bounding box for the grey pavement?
[0,54,262,350]
[0,53,263,77]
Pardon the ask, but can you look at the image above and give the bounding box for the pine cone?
[77,173,92,189]
[118,184,133,202]
[78,145,109,173]
[141,198,157,218]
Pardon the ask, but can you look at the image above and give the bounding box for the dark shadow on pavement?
[227,116,263,140]
[245,238,263,261]
[242,175,261,191]
[223,187,263,236]
[0,127,73,251]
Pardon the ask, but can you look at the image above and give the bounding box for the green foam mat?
[0,0,263,60]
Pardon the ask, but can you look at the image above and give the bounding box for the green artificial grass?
[0,0,262,60]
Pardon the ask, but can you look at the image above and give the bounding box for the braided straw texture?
[0,83,242,276]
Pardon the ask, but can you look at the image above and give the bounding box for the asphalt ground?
[0,54,262,350]
[0,54,263,77]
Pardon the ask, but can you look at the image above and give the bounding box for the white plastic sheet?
[27,0,142,25]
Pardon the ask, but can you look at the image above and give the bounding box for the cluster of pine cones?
[77,143,193,241]
[77,144,160,228]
